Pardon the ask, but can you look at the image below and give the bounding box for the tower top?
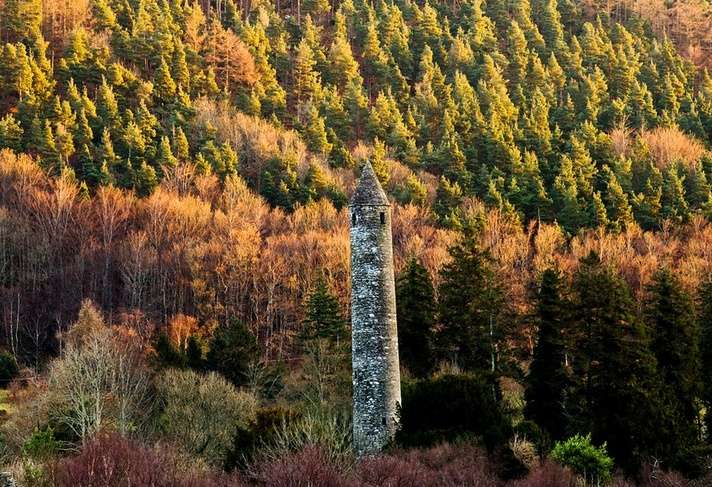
[350,161,389,207]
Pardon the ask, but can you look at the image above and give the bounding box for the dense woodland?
[2,0,712,485]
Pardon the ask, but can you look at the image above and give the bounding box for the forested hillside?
[2,0,712,485]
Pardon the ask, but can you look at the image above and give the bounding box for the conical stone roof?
[350,161,389,206]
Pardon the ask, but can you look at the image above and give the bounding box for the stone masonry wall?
[350,203,401,456]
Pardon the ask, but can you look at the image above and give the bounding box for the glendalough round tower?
[350,161,401,456]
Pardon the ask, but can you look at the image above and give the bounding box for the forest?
[1,0,712,484]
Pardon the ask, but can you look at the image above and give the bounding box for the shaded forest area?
[2,0,712,484]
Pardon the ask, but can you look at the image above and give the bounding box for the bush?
[51,432,243,487]
[513,420,549,455]
[508,435,538,472]
[357,443,499,487]
[22,426,59,460]
[0,352,18,385]
[669,443,712,479]
[396,374,512,450]
[255,445,353,487]
[253,408,353,471]
[156,369,257,467]
[510,460,577,487]
[550,434,614,484]
[206,319,259,387]
[225,406,298,471]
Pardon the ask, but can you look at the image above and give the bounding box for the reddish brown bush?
[51,432,243,487]
[358,443,501,487]
[510,461,576,487]
[255,445,354,487]
[358,454,441,486]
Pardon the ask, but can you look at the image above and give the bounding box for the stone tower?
[350,161,401,456]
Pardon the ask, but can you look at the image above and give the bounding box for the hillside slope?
[1,0,711,233]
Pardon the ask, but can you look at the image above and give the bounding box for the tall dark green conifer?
[700,280,712,442]
[396,258,436,378]
[524,268,570,441]
[437,236,511,377]
[302,277,346,343]
[568,253,672,473]
[645,268,702,454]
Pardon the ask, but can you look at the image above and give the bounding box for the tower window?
[352,213,357,226]
[380,212,386,224]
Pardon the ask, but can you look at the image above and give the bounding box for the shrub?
[550,434,614,484]
[22,427,59,460]
[639,126,707,170]
[255,445,353,487]
[253,408,352,471]
[510,460,577,487]
[156,369,257,467]
[513,420,548,455]
[51,432,244,487]
[396,374,512,450]
[205,318,259,387]
[509,435,539,472]
[357,443,500,487]
[0,352,18,385]
[225,406,298,471]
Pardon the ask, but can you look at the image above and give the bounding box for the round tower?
[349,161,401,456]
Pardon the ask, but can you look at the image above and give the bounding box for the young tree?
[302,277,346,343]
[396,259,436,378]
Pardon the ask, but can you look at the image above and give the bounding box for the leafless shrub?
[639,126,708,170]
[51,432,245,487]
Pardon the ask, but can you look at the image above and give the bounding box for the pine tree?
[553,155,584,233]
[206,318,259,387]
[433,176,464,227]
[369,138,390,186]
[0,0,42,47]
[684,161,711,210]
[569,253,671,473]
[438,236,511,377]
[157,136,178,169]
[135,161,158,197]
[302,278,346,343]
[301,102,332,155]
[524,268,570,441]
[0,114,23,151]
[293,38,321,108]
[74,109,94,148]
[645,268,702,449]
[604,169,634,231]
[396,259,436,378]
[97,78,120,133]
[153,57,177,101]
[662,164,690,223]
[700,280,712,442]
[327,30,361,90]
[33,119,60,171]
[172,40,190,91]
[186,335,204,370]
[535,0,566,56]
[78,144,100,188]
